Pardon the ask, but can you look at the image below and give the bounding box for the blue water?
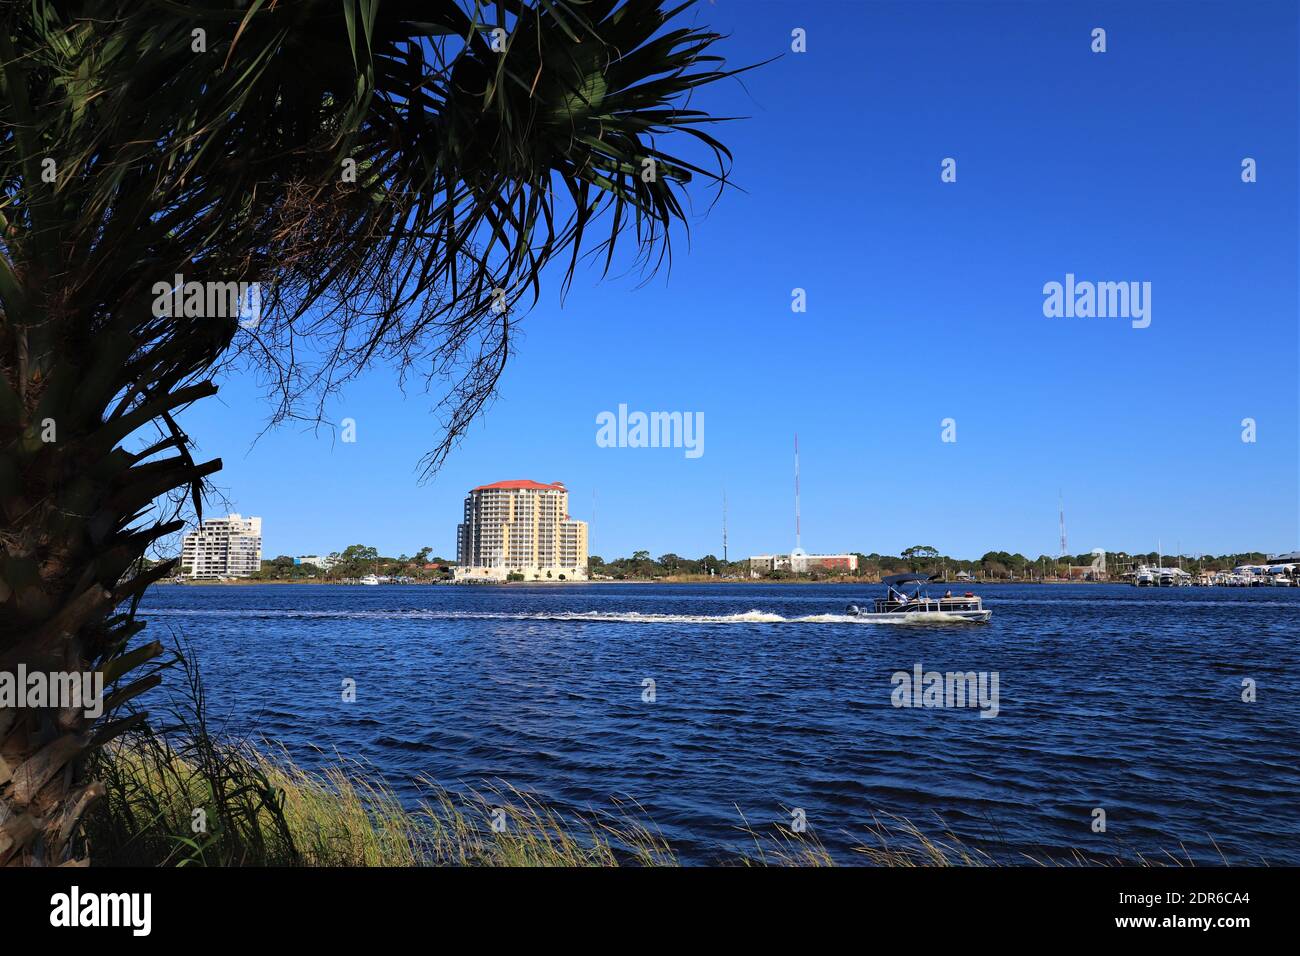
[136,583,1300,864]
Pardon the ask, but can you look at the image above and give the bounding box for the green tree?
[337,545,380,575]
[901,545,940,572]
[0,0,743,865]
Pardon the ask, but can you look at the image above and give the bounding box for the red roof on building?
[471,480,566,492]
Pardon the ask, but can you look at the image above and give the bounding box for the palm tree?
[0,0,744,865]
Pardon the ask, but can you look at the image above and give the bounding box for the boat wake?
[143,607,981,625]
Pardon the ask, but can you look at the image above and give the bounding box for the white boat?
[1233,565,1269,586]
[359,574,380,586]
[846,574,991,623]
[1133,564,1190,586]
[1157,567,1192,587]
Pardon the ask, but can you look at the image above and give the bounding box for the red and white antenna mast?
[1058,491,1067,558]
[794,433,801,551]
[722,489,728,563]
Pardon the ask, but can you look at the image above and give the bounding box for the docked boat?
[1157,567,1192,587]
[359,573,380,586]
[845,574,991,623]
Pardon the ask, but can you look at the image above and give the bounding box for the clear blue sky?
[175,0,1298,562]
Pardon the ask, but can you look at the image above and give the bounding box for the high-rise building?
[456,480,588,582]
[180,513,263,578]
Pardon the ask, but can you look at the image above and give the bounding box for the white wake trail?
[142,607,977,625]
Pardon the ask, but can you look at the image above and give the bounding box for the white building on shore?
[749,548,858,576]
[180,514,262,578]
[455,480,588,582]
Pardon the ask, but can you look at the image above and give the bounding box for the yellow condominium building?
[455,480,588,582]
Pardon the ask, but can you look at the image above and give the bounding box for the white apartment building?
[749,548,858,576]
[456,480,588,582]
[180,514,263,578]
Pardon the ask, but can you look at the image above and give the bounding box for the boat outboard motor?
[846,604,860,616]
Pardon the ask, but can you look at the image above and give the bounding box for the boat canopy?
[882,573,939,586]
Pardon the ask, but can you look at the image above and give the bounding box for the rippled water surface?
[138,583,1300,864]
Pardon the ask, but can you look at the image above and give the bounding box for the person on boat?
[944,590,952,598]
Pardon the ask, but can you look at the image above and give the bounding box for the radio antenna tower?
[722,490,729,563]
[1058,491,1067,558]
[794,434,802,551]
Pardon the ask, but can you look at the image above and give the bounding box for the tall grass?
[86,649,682,866]
[92,739,685,866]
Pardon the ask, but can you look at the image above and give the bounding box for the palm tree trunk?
[0,351,218,864]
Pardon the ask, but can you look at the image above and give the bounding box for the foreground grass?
[90,726,955,866]
[90,735,1186,867]
[90,737,685,866]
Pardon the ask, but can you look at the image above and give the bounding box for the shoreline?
[161,577,1118,586]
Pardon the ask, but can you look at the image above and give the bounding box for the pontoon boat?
[845,574,991,623]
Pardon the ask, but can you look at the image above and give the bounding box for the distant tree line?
[183,543,1275,583]
[249,544,454,581]
[589,551,737,579]
[588,547,1276,582]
